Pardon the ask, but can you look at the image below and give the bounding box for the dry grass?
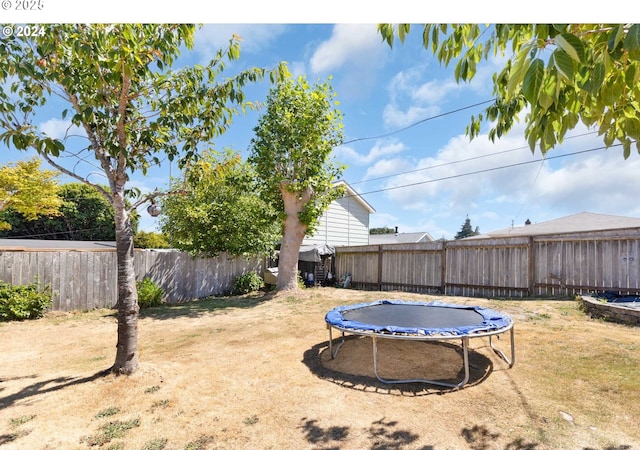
[1,288,639,450]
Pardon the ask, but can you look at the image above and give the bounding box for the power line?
[349,130,599,186]
[342,99,495,145]
[350,144,617,198]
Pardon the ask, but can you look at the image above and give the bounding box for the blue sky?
[3,10,640,239]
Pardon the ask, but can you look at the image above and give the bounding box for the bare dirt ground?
[1,288,639,450]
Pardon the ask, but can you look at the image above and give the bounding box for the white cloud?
[288,61,307,79]
[364,158,413,180]
[368,212,399,229]
[412,78,461,104]
[381,55,504,130]
[308,24,388,100]
[194,24,288,57]
[333,140,405,166]
[309,24,384,74]
[382,103,440,129]
[39,119,85,140]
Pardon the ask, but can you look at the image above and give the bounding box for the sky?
[2,6,640,240]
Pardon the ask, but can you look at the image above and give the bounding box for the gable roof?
[369,231,433,244]
[469,212,640,239]
[334,180,375,214]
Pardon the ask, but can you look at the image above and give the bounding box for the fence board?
[336,230,640,299]
[0,249,265,311]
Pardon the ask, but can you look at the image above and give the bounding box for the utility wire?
[349,131,599,186]
[349,144,617,198]
[342,99,495,145]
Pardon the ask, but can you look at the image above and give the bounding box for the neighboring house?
[369,228,434,245]
[467,212,640,239]
[303,180,375,247]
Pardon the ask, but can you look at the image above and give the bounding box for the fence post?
[528,237,534,296]
[441,240,447,295]
[377,245,383,291]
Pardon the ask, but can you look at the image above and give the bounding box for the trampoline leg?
[371,336,470,389]
[328,326,345,359]
[489,327,515,367]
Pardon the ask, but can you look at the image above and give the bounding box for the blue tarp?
[325,299,512,336]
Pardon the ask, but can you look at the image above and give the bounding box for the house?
[303,180,375,247]
[467,212,640,239]
[369,227,434,245]
[296,180,375,286]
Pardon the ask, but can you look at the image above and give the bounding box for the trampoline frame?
[325,300,515,389]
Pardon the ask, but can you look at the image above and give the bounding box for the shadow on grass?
[298,418,544,450]
[139,291,274,320]
[0,370,110,409]
[302,336,494,396]
[299,416,437,450]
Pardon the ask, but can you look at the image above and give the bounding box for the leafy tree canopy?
[160,150,280,257]
[0,158,62,231]
[0,182,135,240]
[249,75,345,234]
[378,24,640,157]
[134,231,170,249]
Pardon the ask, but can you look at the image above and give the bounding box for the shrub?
[0,281,52,321]
[233,272,264,295]
[136,278,164,308]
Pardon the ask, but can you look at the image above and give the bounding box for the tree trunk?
[111,194,139,375]
[277,186,312,291]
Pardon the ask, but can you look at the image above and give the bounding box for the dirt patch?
[1,288,639,449]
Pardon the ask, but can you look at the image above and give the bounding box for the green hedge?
[136,278,164,309]
[233,272,264,295]
[0,281,52,321]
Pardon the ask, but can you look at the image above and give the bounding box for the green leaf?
[623,24,640,59]
[554,33,586,63]
[552,49,575,82]
[608,25,626,52]
[583,62,606,95]
[507,45,532,96]
[523,58,545,104]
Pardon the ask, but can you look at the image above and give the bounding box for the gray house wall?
[303,183,373,247]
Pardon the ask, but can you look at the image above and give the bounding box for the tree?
[248,75,345,291]
[0,24,286,374]
[454,215,480,240]
[370,226,396,235]
[133,231,170,249]
[160,150,280,256]
[0,158,62,231]
[378,24,640,157]
[0,182,129,240]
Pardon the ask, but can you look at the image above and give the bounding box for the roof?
[334,180,375,214]
[468,212,640,239]
[369,231,433,245]
[0,239,117,251]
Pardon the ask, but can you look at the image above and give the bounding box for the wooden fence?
[335,228,640,298]
[0,248,265,311]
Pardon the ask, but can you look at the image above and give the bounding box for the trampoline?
[325,300,515,388]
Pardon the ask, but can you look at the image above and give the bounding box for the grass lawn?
[1,288,639,449]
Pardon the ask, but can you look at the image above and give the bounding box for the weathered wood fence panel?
[336,229,640,299]
[0,249,264,311]
[336,242,444,294]
[532,236,640,296]
[445,238,530,298]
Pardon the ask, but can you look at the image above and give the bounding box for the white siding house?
[303,180,375,247]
